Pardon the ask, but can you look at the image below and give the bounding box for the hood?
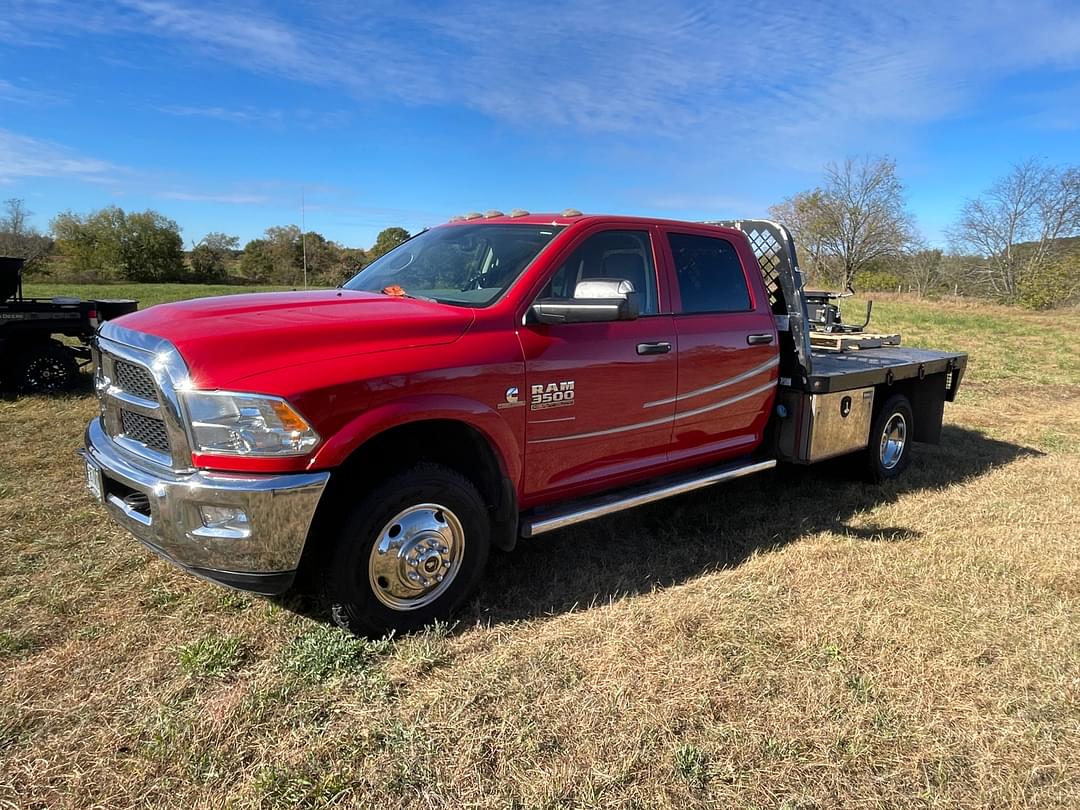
[115,289,474,388]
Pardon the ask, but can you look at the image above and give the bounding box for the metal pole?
[301,189,308,289]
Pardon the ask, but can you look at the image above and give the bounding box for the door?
[518,227,677,497]
[660,228,778,465]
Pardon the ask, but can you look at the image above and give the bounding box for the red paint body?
[118,216,779,511]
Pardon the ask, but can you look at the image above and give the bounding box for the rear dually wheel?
[865,393,914,482]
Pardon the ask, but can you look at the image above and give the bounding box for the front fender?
[307,394,522,485]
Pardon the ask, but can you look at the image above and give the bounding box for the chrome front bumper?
[80,417,330,594]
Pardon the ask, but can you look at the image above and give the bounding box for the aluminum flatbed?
[806,346,967,396]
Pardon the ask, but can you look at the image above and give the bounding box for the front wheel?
[865,393,914,482]
[323,463,490,637]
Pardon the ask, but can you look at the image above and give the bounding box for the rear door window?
[667,233,751,314]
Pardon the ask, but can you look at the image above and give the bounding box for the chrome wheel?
[367,503,464,611]
[879,412,908,470]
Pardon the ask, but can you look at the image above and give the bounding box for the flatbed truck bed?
[805,346,966,396]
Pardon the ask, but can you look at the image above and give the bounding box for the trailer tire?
[14,340,79,393]
[866,394,913,482]
[322,462,490,637]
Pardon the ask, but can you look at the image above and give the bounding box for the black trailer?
[0,257,137,393]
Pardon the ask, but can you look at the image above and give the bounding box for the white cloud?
[0,79,62,106]
[6,0,1080,162]
[155,190,274,205]
[156,104,267,124]
[0,129,117,183]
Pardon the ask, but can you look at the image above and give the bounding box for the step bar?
[520,458,777,538]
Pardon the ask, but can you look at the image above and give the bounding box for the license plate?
[85,459,104,503]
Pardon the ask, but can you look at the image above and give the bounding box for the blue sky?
[1,0,1079,249]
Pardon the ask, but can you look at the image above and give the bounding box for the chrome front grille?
[120,410,171,455]
[95,324,193,472]
[114,360,158,402]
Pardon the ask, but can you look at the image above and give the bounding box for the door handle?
[746,333,775,345]
[636,341,672,355]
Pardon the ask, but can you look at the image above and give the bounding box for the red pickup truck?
[81,214,966,635]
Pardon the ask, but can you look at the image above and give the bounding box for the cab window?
[668,233,751,314]
[539,230,659,315]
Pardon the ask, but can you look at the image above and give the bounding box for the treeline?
[770,156,1080,309]
[2,155,1078,308]
[0,199,411,288]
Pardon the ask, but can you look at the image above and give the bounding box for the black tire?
[15,340,79,393]
[865,393,914,482]
[323,462,490,637]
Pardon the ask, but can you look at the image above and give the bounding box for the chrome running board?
[520,458,777,538]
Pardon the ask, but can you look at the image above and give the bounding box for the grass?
[23,282,296,309]
[1,286,1078,807]
[178,633,246,678]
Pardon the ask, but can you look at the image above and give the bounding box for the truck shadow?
[469,425,1038,627]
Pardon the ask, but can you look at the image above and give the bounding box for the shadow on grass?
[470,425,1038,626]
[277,425,1037,632]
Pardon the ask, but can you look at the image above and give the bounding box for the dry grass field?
[1,291,1078,808]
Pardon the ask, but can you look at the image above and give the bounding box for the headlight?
[182,391,320,456]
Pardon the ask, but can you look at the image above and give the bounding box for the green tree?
[51,206,184,281]
[239,238,274,283]
[370,227,411,261]
[120,210,185,282]
[190,232,239,283]
[51,207,123,279]
[264,224,304,283]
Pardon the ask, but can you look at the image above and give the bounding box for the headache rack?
[701,219,815,387]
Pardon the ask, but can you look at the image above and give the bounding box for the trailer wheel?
[866,394,913,482]
[323,462,490,637]
[14,340,79,393]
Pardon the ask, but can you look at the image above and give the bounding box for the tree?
[51,207,124,279]
[770,156,914,290]
[949,159,1080,305]
[190,232,239,283]
[237,225,372,286]
[768,190,833,282]
[51,206,184,281]
[239,238,274,283]
[902,246,947,297]
[370,227,411,261]
[120,210,186,282]
[0,198,53,276]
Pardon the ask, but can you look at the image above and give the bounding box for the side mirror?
[530,278,640,324]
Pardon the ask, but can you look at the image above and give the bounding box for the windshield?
[343,223,563,306]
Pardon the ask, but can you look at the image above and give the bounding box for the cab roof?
[440,212,745,234]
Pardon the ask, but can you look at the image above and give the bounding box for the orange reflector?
[269,400,311,433]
